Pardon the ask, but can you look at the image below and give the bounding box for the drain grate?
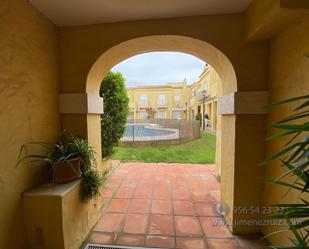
[84,244,161,249]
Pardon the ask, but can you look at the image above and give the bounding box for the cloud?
[111,52,206,87]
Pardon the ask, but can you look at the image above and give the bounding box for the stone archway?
[86,35,237,95]
[85,36,237,219]
[60,35,268,234]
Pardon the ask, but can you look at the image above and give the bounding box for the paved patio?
[87,162,268,249]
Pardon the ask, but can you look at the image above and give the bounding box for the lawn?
[112,132,216,164]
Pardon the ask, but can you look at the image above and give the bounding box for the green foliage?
[100,71,129,158]
[17,131,104,201]
[196,113,202,121]
[113,132,216,164]
[51,132,96,173]
[196,113,202,127]
[262,95,309,248]
[17,132,96,172]
[80,169,104,202]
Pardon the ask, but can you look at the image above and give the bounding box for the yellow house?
[126,65,220,133]
[127,80,190,120]
[188,65,220,131]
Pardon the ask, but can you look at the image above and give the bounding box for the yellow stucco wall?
[246,0,309,41]
[23,195,64,249]
[0,0,60,248]
[262,14,309,245]
[60,15,268,95]
[59,14,269,235]
[62,182,103,249]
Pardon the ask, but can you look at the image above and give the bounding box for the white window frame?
[203,82,208,91]
[157,94,167,105]
[139,94,148,106]
[174,95,181,101]
[158,110,166,119]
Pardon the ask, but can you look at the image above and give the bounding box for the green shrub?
[196,113,202,127]
[196,113,202,121]
[80,169,104,202]
[100,71,129,158]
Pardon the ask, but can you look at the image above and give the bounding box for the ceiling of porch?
[29,0,252,26]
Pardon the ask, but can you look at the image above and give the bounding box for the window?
[157,94,167,105]
[203,82,208,91]
[174,95,181,101]
[158,110,166,119]
[139,94,148,106]
[172,111,182,119]
[140,111,148,119]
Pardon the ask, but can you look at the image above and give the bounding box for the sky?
[111,52,206,87]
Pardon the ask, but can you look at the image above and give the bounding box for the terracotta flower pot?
[52,157,82,183]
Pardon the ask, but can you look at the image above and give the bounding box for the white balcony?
[139,101,148,107]
[157,100,168,106]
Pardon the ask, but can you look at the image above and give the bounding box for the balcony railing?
[157,100,168,106]
[139,101,148,107]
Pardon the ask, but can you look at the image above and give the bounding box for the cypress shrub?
[100,71,129,158]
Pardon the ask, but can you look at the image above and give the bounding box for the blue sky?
[112,52,206,87]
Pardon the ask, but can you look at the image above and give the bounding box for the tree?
[100,71,129,158]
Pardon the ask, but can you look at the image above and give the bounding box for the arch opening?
[84,35,239,231]
[86,35,237,177]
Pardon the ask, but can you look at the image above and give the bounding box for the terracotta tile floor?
[87,162,269,249]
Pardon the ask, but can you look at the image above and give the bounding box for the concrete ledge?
[23,180,102,249]
[59,93,103,114]
[23,180,81,198]
[218,91,269,115]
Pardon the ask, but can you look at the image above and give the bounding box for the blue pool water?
[123,124,176,137]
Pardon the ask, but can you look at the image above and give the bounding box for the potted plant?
[51,134,96,183]
[17,132,96,183]
[17,132,104,201]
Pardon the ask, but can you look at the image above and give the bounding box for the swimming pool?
[121,123,179,142]
[123,124,176,137]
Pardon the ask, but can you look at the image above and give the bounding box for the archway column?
[59,93,104,164]
[218,91,268,234]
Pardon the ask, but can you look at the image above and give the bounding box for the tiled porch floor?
[87,162,268,249]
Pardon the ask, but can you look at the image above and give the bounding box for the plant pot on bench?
[52,157,82,183]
